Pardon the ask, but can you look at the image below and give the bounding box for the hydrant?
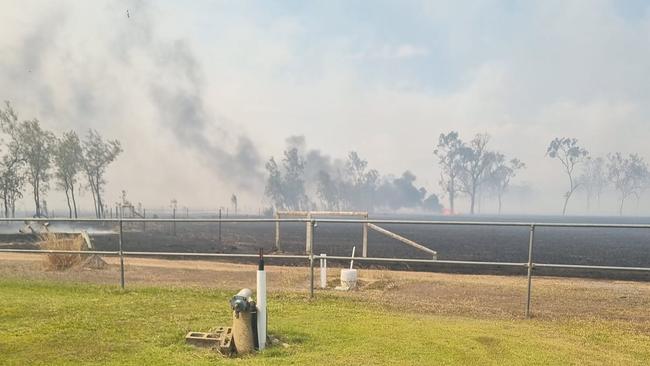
[229,288,257,354]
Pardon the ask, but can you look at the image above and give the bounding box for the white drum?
[340,269,358,289]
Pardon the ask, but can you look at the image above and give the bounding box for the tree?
[434,132,464,214]
[263,148,309,210]
[53,131,83,218]
[607,153,649,215]
[281,148,309,210]
[230,194,238,215]
[15,119,55,217]
[264,157,284,209]
[0,102,25,217]
[316,171,340,210]
[0,151,24,218]
[82,130,122,218]
[457,134,496,215]
[343,152,378,211]
[546,137,589,215]
[578,156,607,211]
[487,154,525,214]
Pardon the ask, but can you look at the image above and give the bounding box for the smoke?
[1,1,264,200]
[123,3,264,191]
[285,135,345,186]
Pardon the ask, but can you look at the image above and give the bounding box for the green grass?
[1,279,649,365]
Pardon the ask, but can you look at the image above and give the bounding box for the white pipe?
[320,253,327,288]
[350,246,356,269]
[256,250,267,351]
[256,269,266,350]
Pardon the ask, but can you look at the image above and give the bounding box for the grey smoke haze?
[1,1,265,212]
[2,1,650,215]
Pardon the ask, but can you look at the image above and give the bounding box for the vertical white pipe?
[362,214,368,257]
[320,253,327,289]
[256,270,266,350]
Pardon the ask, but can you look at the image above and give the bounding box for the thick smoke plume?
[1,1,264,196]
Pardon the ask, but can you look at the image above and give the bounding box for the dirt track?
[2,252,650,327]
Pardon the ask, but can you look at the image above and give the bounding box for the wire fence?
[1,217,650,318]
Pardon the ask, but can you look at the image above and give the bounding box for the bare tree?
[54,131,83,218]
[15,119,55,217]
[607,153,649,215]
[458,134,496,215]
[578,156,607,211]
[434,131,464,214]
[487,154,525,214]
[81,130,122,218]
[546,137,589,215]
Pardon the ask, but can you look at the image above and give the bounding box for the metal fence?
[1,217,650,318]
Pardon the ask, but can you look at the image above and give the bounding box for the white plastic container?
[340,269,358,289]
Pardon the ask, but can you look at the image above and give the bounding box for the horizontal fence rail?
[1,217,649,318]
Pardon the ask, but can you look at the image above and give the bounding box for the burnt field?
[2,214,650,280]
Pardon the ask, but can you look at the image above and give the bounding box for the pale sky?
[2,0,650,215]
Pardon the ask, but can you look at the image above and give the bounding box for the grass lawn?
[1,279,649,365]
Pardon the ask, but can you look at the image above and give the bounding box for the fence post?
[172,208,176,236]
[305,214,313,254]
[320,253,327,288]
[119,219,125,290]
[142,209,146,232]
[274,212,281,252]
[218,208,222,246]
[525,224,535,318]
[362,214,368,257]
[309,219,315,299]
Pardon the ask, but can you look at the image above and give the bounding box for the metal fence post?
[305,214,313,254]
[119,219,125,290]
[309,219,315,299]
[525,224,535,318]
[274,212,281,252]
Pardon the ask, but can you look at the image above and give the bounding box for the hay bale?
[38,233,87,271]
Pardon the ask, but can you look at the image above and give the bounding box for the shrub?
[39,233,88,270]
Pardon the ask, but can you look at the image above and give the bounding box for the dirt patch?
[2,252,650,327]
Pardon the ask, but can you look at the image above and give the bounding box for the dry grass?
[38,233,87,271]
[2,253,650,325]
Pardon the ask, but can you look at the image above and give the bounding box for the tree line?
[0,102,122,218]
[434,131,525,215]
[264,131,650,216]
[547,137,649,215]
[264,148,442,213]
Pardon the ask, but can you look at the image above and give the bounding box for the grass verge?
[0,278,649,365]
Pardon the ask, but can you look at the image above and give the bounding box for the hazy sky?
[2,0,650,215]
